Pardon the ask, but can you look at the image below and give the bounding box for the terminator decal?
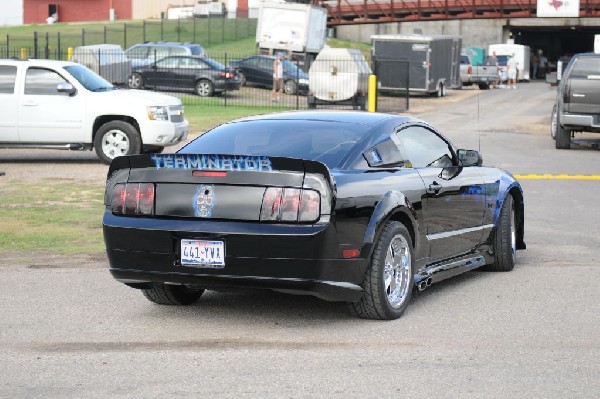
[151,154,272,172]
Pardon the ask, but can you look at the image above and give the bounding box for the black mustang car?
[103,111,525,320]
[128,55,240,97]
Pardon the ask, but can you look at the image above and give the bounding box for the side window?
[156,58,179,69]
[259,58,272,70]
[149,46,170,61]
[396,126,454,168]
[170,47,187,56]
[24,67,68,95]
[0,65,17,94]
[126,46,147,60]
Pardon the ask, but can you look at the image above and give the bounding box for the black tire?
[128,72,143,89]
[284,80,297,95]
[237,72,246,86]
[550,105,558,140]
[93,121,142,164]
[348,221,414,320]
[196,79,214,97]
[486,195,516,272]
[142,283,204,306]
[478,82,489,90]
[555,115,571,149]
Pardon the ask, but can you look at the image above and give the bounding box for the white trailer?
[256,1,327,69]
[488,43,531,81]
[307,48,371,110]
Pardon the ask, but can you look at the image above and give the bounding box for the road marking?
[514,174,600,181]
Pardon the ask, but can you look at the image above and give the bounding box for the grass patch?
[0,182,105,255]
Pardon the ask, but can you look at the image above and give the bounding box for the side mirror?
[457,149,482,167]
[57,82,76,96]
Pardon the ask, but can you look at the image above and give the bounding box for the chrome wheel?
[196,80,214,97]
[101,129,130,160]
[510,202,517,260]
[383,234,412,309]
[128,73,143,89]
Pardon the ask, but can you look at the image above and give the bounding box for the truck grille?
[169,105,184,123]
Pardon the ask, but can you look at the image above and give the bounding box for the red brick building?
[24,0,132,24]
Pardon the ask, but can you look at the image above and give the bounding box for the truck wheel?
[128,73,143,89]
[284,80,297,95]
[142,283,204,306]
[196,79,214,97]
[550,105,558,140]
[555,121,571,149]
[348,221,414,320]
[485,195,516,272]
[478,83,489,90]
[94,121,142,164]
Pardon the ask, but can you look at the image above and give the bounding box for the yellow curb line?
[514,174,600,181]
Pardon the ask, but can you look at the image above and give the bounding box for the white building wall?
[132,0,196,19]
[1,0,24,26]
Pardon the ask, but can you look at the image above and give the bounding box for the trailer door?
[409,42,429,91]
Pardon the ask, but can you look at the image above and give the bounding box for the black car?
[228,55,309,95]
[128,55,240,97]
[103,111,525,320]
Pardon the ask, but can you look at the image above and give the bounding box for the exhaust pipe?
[417,277,433,292]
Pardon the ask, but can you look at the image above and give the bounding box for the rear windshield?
[190,45,205,56]
[179,119,370,168]
[203,57,225,70]
[569,57,600,79]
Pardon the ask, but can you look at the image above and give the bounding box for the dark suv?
[551,53,600,149]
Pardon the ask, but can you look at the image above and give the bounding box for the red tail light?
[111,183,155,216]
[467,65,472,75]
[260,187,321,222]
[220,71,234,79]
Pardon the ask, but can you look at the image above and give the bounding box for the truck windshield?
[64,65,115,92]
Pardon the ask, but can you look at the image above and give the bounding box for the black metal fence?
[3,48,410,111]
[0,17,257,60]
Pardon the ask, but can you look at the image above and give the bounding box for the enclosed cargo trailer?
[371,34,462,96]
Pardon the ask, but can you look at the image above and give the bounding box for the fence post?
[368,74,377,112]
[67,47,73,61]
[177,18,181,42]
[44,32,49,59]
[193,17,196,43]
[161,18,164,40]
[208,14,211,45]
[221,16,225,43]
[143,20,146,42]
[6,35,9,58]
[234,17,238,39]
[57,32,61,57]
[82,29,85,46]
[33,31,38,59]
[104,25,107,43]
[123,23,127,48]
[21,48,27,60]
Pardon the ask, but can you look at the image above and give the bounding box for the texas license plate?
[180,239,225,268]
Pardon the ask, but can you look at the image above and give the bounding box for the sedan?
[103,111,525,320]
[128,55,240,97]
[228,55,309,95]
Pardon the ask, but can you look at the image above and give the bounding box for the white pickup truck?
[0,59,189,164]
[459,55,499,90]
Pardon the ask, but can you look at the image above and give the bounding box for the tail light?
[111,183,155,216]
[220,71,235,79]
[260,187,321,222]
[467,65,472,76]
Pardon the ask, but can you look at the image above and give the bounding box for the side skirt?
[414,251,490,287]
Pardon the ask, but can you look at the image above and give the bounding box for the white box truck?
[256,1,327,70]
[488,43,531,81]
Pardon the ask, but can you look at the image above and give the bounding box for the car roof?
[0,58,80,68]
[129,41,203,48]
[227,110,416,127]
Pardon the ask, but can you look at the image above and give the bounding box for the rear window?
[179,120,370,168]
[569,57,600,79]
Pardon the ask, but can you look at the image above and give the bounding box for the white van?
[488,43,531,81]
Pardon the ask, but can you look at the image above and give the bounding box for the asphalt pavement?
[0,82,598,398]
